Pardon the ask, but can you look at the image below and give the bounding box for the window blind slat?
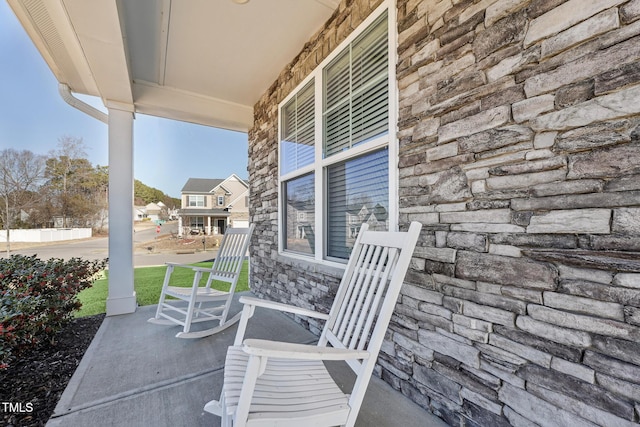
[352,40,388,91]
[352,82,388,146]
[324,12,388,159]
[280,80,315,175]
[325,50,350,109]
[325,102,351,157]
[282,102,297,141]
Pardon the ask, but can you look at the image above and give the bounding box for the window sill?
[276,251,346,279]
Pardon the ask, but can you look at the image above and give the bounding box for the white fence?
[0,228,92,243]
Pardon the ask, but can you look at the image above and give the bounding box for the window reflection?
[327,149,388,259]
[284,174,315,255]
[281,80,315,175]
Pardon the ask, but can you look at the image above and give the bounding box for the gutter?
[58,83,109,124]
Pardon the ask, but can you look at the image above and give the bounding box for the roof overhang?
[7,0,340,132]
[180,209,230,216]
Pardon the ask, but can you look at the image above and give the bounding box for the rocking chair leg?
[182,270,203,333]
[203,398,223,416]
[222,394,233,427]
[153,265,174,320]
[204,391,231,425]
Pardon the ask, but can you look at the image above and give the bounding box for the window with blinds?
[327,148,389,259]
[278,6,392,262]
[324,12,388,158]
[281,80,315,175]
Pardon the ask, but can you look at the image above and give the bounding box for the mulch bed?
[0,314,105,426]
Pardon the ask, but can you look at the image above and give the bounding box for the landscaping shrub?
[0,255,107,369]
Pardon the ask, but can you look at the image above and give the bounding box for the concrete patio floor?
[47,292,449,427]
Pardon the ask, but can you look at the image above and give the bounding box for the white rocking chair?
[148,224,254,339]
[204,221,422,427]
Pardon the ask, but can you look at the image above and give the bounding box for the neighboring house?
[144,202,163,222]
[134,202,168,223]
[178,174,249,236]
[159,201,179,220]
[52,216,87,228]
[167,207,179,221]
[133,206,146,222]
[284,198,315,254]
[13,1,640,426]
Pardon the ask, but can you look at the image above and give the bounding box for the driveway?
[0,222,216,267]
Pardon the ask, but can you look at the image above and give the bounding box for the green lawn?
[75,261,249,317]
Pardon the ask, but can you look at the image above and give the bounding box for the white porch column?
[207,216,211,235]
[178,216,183,237]
[106,107,137,316]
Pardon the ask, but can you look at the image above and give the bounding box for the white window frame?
[277,1,398,267]
[217,195,225,206]
[190,216,204,229]
[188,195,205,207]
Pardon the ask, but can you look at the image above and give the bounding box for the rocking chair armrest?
[242,339,370,361]
[165,262,215,274]
[239,296,331,320]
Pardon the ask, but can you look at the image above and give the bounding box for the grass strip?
[76,261,249,317]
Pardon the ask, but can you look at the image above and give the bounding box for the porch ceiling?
[7,0,340,132]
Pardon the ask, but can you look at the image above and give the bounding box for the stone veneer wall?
[248,0,385,335]
[248,0,640,425]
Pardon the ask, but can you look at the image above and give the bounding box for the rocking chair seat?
[163,285,228,299]
[222,345,350,426]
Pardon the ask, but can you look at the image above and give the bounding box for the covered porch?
[179,210,229,236]
[6,0,341,316]
[10,0,640,425]
[47,295,447,427]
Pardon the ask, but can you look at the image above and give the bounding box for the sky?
[0,2,249,199]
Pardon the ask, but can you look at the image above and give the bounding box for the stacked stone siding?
[248,0,640,425]
[248,0,383,319]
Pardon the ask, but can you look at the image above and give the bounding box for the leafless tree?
[0,149,46,254]
[46,136,89,227]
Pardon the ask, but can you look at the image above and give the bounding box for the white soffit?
[154,0,337,106]
[10,0,340,131]
[62,0,133,105]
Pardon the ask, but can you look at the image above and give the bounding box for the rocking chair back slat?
[321,223,420,368]
[358,246,397,351]
[332,240,368,340]
[335,242,377,343]
[206,228,250,286]
[344,244,384,350]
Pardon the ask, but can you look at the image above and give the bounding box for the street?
[0,222,216,267]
